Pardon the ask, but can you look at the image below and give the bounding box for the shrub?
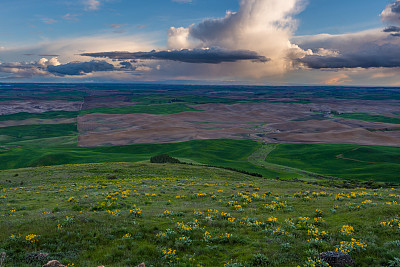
[150,154,181,164]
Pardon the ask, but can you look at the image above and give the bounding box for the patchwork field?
[1,84,400,266]
[1,163,400,266]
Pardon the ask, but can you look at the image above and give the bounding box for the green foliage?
[80,103,198,115]
[150,154,181,164]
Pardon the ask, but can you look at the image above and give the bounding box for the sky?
[0,0,400,86]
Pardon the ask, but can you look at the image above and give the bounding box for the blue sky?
[1,0,400,85]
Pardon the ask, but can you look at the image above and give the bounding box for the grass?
[0,162,399,266]
[0,111,79,121]
[131,95,240,105]
[265,143,400,183]
[80,103,199,115]
[0,123,77,144]
[0,139,288,178]
[336,113,400,124]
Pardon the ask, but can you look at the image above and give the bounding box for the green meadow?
[0,163,399,266]
[0,139,286,179]
[336,113,400,124]
[0,111,80,121]
[265,144,400,183]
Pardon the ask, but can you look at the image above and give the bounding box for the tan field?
[78,101,400,147]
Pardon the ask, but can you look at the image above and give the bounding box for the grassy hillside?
[265,144,400,182]
[0,139,289,178]
[0,163,399,266]
[0,123,77,144]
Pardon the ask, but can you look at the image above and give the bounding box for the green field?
[0,123,77,144]
[0,139,289,178]
[266,144,400,182]
[336,113,400,124]
[0,111,79,121]
[80,103,199,115]
[0,163,399,266]
[131,95,240,105]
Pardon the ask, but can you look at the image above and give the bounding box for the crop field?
[0,111,80,121]
[265,144,400,183]
[336,113,400,124]
[0,163,399,266]
[80,103,199,115]
[0,123,77,144]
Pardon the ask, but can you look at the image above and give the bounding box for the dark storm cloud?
[383,26,400,32]
[392,1,400,13]
[299,43,400,69]
[119,61,134,70]
[47,60,114,76]
[81,47,269,64]
[383,26,400,37]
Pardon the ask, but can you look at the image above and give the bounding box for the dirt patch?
[81,95,136,110]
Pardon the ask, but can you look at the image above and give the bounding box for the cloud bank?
[47,61,114,76]
[82,47,269,64]
[81,0,305,79]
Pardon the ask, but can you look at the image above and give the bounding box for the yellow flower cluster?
[129,207,142,217]
[308,225,329,239]
[340,225,354,236]
[336,239,367,254]
[380,218,400,229]
[106,209,120,216]
[25,234,38,243]
[176,222,192,232]
[162,248,176,259]
[204,231,212,242]
[122,233,132,239]
[264,201,287,211]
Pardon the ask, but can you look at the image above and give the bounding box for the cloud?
[0,57,60,78]
[0,34,156,63]
[295,29,400,69]
[381,0,400,25]
[84,0,100,11]
[63,13,81,22]
[47,61,114,76]
[383,26,400,37]
[165,0,306,77]
[42,18,57,24]
[111,24,124,29]
[81,47,269,64]
[383,26,400,32]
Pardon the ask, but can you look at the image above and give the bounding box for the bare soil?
[78,101,400,147]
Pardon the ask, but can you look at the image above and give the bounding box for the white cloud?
[85,0,101,11]
[167,0,307,78]
[381,0,400,25]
